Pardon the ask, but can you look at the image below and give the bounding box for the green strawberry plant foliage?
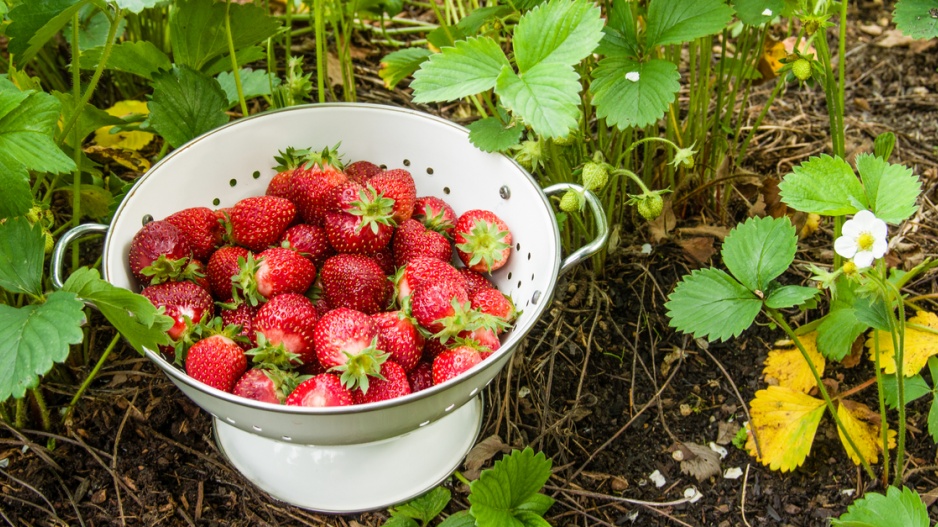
[831,486,932,527]
[79,40,173,80]
[6,0,86,64]
[881,358,938,443]
[169,0,280,73]
[147,66,231,148]
[216,69,282,110]
[384,487,452,527]
[893,0,938,40]
[0,219,47,297]
[379,48,433,89]
[732,0,786,25]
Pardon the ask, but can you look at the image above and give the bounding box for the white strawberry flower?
[833,210,888,269]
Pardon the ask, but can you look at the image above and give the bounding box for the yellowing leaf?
[93,100,154,150]
[760,37,787,75]
[763,332,825,394]
[867,311,938,377]
[836,400,896,466]
[83,144,151,172]
[746,386,825,472]
[799,213,821,239]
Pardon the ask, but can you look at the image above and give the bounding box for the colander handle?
[543,183,609,277]
[50,223,110,290]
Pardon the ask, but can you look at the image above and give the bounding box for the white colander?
[53,103,607,512]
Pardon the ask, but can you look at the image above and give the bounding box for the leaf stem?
[872,331,890,485]
[314,0,326,103]
[30,388,51,432]
[63,333,121,426]
[225,0,249,117]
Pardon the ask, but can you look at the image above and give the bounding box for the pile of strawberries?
[127,146,516,407]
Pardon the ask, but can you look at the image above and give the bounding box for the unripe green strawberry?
[552,132,576,146]
[559,190,583,212]
[792,59,811,81]
[581,161,608,190]
[636,193,664,221]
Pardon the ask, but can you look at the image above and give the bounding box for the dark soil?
[3,3,938,526]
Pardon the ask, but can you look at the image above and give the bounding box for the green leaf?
[60,184,114,220]
[469,448,554,526]
[855,154,921,224]
[216,69,281,109]
[79,40,173,80]
[381,517,418,527]
[0,291,86,402]
[929,397,938,443]
[147,66,230,148]
[589,57,680,130]
[831,486,929,527]
[732,0,784,25]
[114,0,164,13]
[779,154,868,216]
[764,285,819,309]
[411,36,511,103]
[0,218,46,296]
[722,216,797,292]
[52,91,126,147]
[881,374,930,410]
[379,48,433,89]
[202,45,268,77]
[893,0,938,40]
[495,63,581,139]
[645,0,735,47]
[854,296,892,332]
[513,0,604,72]
[65,8,126,52]
[437,511,476,527]
[516,492,555,516]
[468,117,523,153]
[7,0,84,64]
[170,0,280,72]
[816,308,868,361]
[388,487,451,523]
[596,0,639,58]
[665,268,762,342]
[62,267,173,354]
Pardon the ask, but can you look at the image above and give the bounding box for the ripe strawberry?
[413,196,457,239]
[353,360,412,404]
[313,307,387,392]
[320,254,391,315]
[423,337,448,361]
[164,207,224,261]
[227,195,296,252]
[371,311,424,372]
[252,293,319,367]
[219,302,258,349]
[432,345,488,385]
[141,281,214,341]
[394,256,464,302]
[185,333,247,392]
[369,169,416,223]
[324,185,395,254]
[267,147,314,199]
[233,368,302,404]
[370,246,396,275]
[289,147,348,225]
[285,374,353,407]
[139,255,210,291]
[458,268,495,298]
[280,223,334,267]
[232,247,316,305]
[471,288,517,331]
[410,278,469,335]
[206,246,249,301]
[345,160,382,184]
[408,362,434,393]
[454,210,512,272]
[392,219,451,267]
[128,220,192,286]
[458,326,502,353]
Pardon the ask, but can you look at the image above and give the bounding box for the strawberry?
[141,281,214,342]
[185,333,247,392]
[432,344,489,385]
[252,293,319,367]
[227,195,296,252]
[324,185,395,254]
[369,169,416,223]
[128,220,192,286]
[207,246,249,301]
[267,147,314,199]
[164,207,224,261]
[232,247,316,305]
[233,368,303,404]
[319,254,391,315]
[392,218,452,267]
[458,268,495,298]
[410,278,469,336]
[454,209,512,272]
[285,374,353,407]
[471,288,517,331]
[423,337,449,362]
[289,147,348,225]
[408,362,434,393]
[413,196,457,239]
[280,223,334,267]
[352,360,412,404]
[219,302,258,349]
[313,307,387,392]
[458,326,502,353]
[370,246,396,276]
[345,160,383,184]
[393,256,464,302]
[371,311,424,372]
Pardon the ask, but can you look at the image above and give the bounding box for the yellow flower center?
[842,261,858,275]
[856,232,875,251]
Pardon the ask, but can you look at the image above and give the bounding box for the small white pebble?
[709,441,728,459]
[641,243,652,255]
[517,386,530,398]
[625,71,640,82]
[841,489,856,497]
[723,467,743,480]
[684,487,702,503]
[0,458,8,469]
[649,469,666,488]
[762,8,773,16]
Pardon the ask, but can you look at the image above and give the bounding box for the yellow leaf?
[745,386,825,472]
[762,332,825,394]
[83,144,151,173]
[867,311,938,377]
[836,400,895,466]
[799,213,821,239]
[93,100,154,150]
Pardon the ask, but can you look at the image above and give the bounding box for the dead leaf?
[761,177,786,218]
[798,213,821,239]
[660,347,685,377]
[836,400,895,466]
[877,29,916,48]
[762,332,826,394]
[611,476,629,491]
[920,486,938,508]
[860,24,884,36]
[677,442,722,482]
[84,145,151,172]
[326,52,344,88]
[92,100,154,151]
[676,225,731,240]
[840,336,865,369]
[910,39,938,54]
[868,311,938,377]
[463,435,510,480]
[92,488,107,504]
[716,421,741,445]
[678,237,716,265]
[647,198,676,242]
[746,386,826,472]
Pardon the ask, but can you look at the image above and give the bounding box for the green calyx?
[512,139,544,172]
[433,301,511,344]
[247,333,302,370]
[301,143,346,172]
[140,254,203,285]
[419,209,455,239]
[627,189,672,221]
[349,185,396,234]
[272,146,313,172]
[456,221,510,272]
[231,253,265,307]
[330,336,389,394]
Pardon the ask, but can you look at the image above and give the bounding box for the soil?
[3,3,938,526]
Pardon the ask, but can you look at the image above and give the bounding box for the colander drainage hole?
[419,420,431,427]
[252,425,262,432]
[426,167,434,175]
[507,272,512,280]
[402,159,411,166]
[445,403,455,412]
[443,186,451,195]
[527,252,531,261]
[229,178,237,187]
[141,214,153,225]
[252,170,261,179]
[213,198,221,206]
[516,242,521,251]
[517,280,522,289]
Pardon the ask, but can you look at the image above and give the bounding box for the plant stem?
[226,0,249,117]
[63,333,121,425]
[886,278,908,486]
[15,398,26,429]
[30,388,51,432]
[70,11,84,272]
[314,0,326,103]
[872,332,890,485]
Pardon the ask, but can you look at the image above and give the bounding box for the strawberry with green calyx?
[325,184,396,254]
[454,210,512,273]
[345,160,383,185]
[289,145,348,225]
[267,146,314,199]
[394,256,464,303]
[129,220,193,286]
[580,161,609,191]
[164,206,225,261]
[371,310,424,372]
[432,343,491,385]
[410,279,470,336]
[233,368,306,404]
[791,58,812,81]
[246,333,303,370]
[413,196,457,239]
[280,223,334,267]
[252,292,319,366]
[628,190,670,221]
[314,308,389,393]
[559,189,585,213]
[458,268,495,298]
[141,280,215,342]
[369,168,417,223]
[422,337,448,362]
[140,254,209,290]
[231,247,316,306]
[392,218,452,267]
[184,318,248,392]
[285,373,353,407]
[408,362,434,393]
[353,360,412,404]
[219,302,258,349]
[470,288,517,332]
[449,308,511,352]
[320,254,391,315]
[207,246,250,301]
[226,195,297,252]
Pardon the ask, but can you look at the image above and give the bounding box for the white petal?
[762,8,773,16]
[625,71,640,82]
[854,252,875,269]
[684,487,702,503]
[871,238,888,258]
[834,236,858,258]
[870,218,888,240]
[853,209,876,226]
[841,219,862,239]
[724,467,744,479]
[709,442,728,459]
[649,470,666,488]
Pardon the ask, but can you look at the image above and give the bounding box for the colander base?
[213,396,483,513]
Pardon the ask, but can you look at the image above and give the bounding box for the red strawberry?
[128,220,192,286]
[408,362,434,393]
[345,160,383,185]
[232,247,316,305]
[139,255,210,291]
[289,148,348,225]
[220,302,259,349]
[207,246,249,301]
[370,246,396,276]
[320,254,391,315]
[471,288,516,331]
[227,195,296,252]
[392,219,452,267]
[164,207,224,261]
[280,223,334,267]
[371,311,424,372]
[459,268,495,297]
[432,345,489,385]
[324,185,395,254]
[252,293,319,367]
[141,281,214,341]
[459,325,502,353]
[233,368,302,404]
[423,337,449,361]
[410,278,469,336]
[352,361,412,404]
[313,307,387,392]
[394,256,464,302]
[185,334,247,392]
[454,210,512,272]
[413,196,457,239]
[369,169,416,223]
[267,147,315,199]
[285,374,353,407]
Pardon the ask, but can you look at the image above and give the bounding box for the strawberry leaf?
[722,216,797,293]
[665,268,761,342]
[216,69,281,109]
[469,448,554,526]
[732,0,785,25]
[113,0,164,13]
[0,291,85,402]
[437,511,476,527]
[495,62,581,139]
[512,0,604,73]
[893,0,938,40]
[79,41,173,80]
[855,153,921,224]
[645,0,735,48]
[779,154,868,216]
[880,374,931,410]
[831,486,930,527]
[170,0,280,72]
[411,36,510,103]
[387,487,451,524]
[6,0,84,64]
[589,57,681,130]
[0,218,46,296]
[596,0,639,57]
[817,308,868,361]
[929,395,938,443]
[764,285,819,310]
[147,66,229,148]
[467,117,523,153]
[379,48,433,89]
